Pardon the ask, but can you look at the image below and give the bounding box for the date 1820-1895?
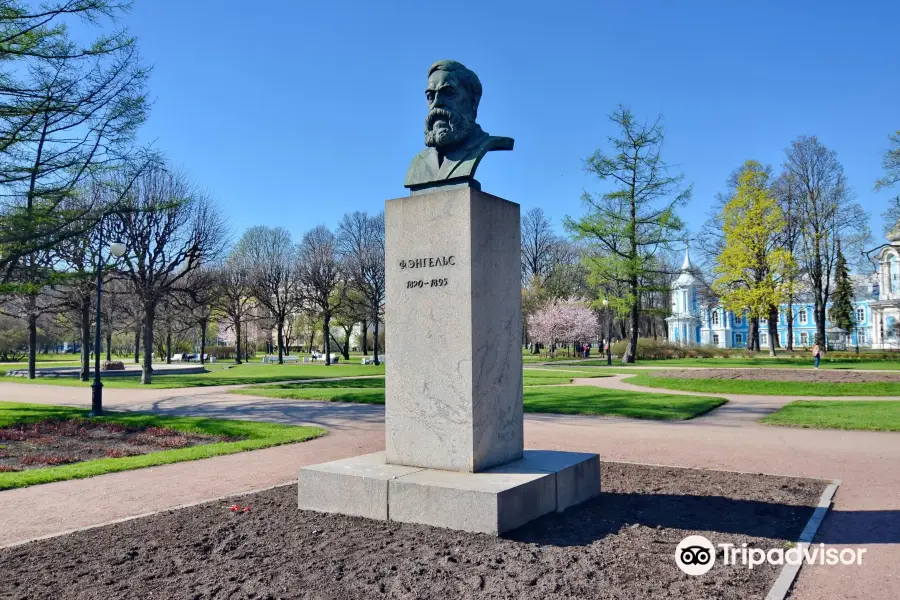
[406,278,448,289]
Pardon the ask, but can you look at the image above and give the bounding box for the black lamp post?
[603,298,612,366]
[90,229,126,417]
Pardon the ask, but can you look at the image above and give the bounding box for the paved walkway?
[0,380,897,599]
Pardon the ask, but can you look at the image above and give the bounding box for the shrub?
[102,361,125,371]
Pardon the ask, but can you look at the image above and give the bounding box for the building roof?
[674,246,700,289]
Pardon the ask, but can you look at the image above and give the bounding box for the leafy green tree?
[830,239,855,339]
[0,1,150,282]
[713,161,796,356]
[566,106,689,363]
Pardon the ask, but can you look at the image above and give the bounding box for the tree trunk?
[27,314,37,379]
[141,302,155,384]
[373,316,380,366]
[786,302,794,351]
[276,318,284,364]
[361,319,368,355]
[106,329,112,362]
[343,326,351,360]
[234,318,242,365]
[166,326,172,364]
[134,319,141,363]
[816,302,827,354]
[199,319,208,365]
[323,315,332,366]
[623,287,639,363]
[81,301,91,382]
[768,306,779,357]
[747,317,759,352]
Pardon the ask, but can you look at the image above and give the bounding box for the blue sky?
[116,0,898,243]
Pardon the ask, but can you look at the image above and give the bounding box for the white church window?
[800,332,809,345]
[712,310,719,325]
[734,314,742,326]
[712,333,720,345]
[761,333,768,346]
[799,309,808,324]
[735,333,744,345]
[856,308,865,322]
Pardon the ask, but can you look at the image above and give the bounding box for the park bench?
[172,353,184,362]
[261,355,299,364]
[361,355,386,365]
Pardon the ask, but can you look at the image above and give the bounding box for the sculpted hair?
[428,60,482,115]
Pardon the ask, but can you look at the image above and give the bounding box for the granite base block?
[297,452,424,520]
[297,451,601,535]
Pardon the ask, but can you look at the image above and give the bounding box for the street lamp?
[91,236,127,417]
[603,298,612,366]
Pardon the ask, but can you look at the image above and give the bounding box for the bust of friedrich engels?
[404,60,514,193]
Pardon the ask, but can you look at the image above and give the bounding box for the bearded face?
[423,69,477,149]
[424,106,475,149]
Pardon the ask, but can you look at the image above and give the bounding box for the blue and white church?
[666,227,900,350]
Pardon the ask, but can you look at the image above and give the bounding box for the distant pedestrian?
[812,343,821,369]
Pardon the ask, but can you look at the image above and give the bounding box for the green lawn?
[573,357,900,370]
[235,381,725,420]
[0,402,326,489]
[522,369,609,385]
[523,386,727,419]
[623,373,900,397]
[1,363,385,389]
[761,400,900,432]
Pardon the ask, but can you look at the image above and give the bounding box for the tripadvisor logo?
[676,535,716,575]
[675,535,867,576]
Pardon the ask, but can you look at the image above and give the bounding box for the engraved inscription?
[399,256,455,269]
[406,278,449,289]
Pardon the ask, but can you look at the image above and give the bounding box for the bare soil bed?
[656,368,900,383]
[0,419,233,472]
[0,462,827,600]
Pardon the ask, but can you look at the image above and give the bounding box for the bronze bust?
[404,60,514,194]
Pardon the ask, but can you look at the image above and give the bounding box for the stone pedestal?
[298,451,601,535]
[298,187,601,534]
[384,187,523,472]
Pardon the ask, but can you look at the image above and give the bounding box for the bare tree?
[876,131,900,232]
[336,212,385,365]
[111,166,227,385]
[0,250,56,377]
[234,226,301,364]
[521,207,559,284]
[783,136,869,351]
[173,266,221,364]
[213,252,254,364]
[772,170,805,351]
[298,225,346,366]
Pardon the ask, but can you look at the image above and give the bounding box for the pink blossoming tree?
[527,299,601,355]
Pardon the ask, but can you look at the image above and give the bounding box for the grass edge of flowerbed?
[620,373,900,397]
[759,400,900,432]
[0,402,326,490]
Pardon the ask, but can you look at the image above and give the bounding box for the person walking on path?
[812,343,821,369]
